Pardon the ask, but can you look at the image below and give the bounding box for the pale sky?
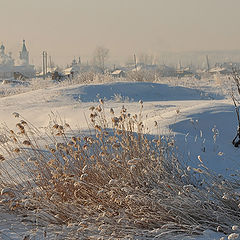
[1,0,240,66]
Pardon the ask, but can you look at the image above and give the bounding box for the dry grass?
[0,101,239,239]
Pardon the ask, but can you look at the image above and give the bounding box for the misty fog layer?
[1,0,240,66]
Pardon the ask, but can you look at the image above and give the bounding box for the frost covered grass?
[0,72,234,103]
[0,73,113,99]
[0,100,239,239]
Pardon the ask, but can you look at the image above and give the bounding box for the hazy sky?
[1,0,240,66]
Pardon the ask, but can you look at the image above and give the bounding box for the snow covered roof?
[37,67,57,76]
[209,67,228,73]
[63,65,80,75]
[112,69,124,75]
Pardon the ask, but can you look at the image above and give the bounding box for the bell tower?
[19,40,29,65]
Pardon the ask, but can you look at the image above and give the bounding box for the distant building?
[62,58,81,77]
[0,40,35,79]
[176,67,193,78]
[63,65,80,77]
[208,67,231,75]
[208,62,238,75]
[15,40,35,78]
[158,65,177,77]
[0,43,15,78]
[111,69,126,78]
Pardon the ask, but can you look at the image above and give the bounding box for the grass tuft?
[0,104,239,239]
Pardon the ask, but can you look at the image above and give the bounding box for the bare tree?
[93,46,109,73]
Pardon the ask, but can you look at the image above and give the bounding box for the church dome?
[0,44,5,53]
[0,43,14,66]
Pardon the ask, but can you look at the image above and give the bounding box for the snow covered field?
[0,75,239,239]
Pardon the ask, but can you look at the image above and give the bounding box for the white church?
[0,40,35,79]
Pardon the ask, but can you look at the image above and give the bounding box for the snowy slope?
[0,78,238,239]
[0,80,238,176]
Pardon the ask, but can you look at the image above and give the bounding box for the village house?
[111,69,126,78]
